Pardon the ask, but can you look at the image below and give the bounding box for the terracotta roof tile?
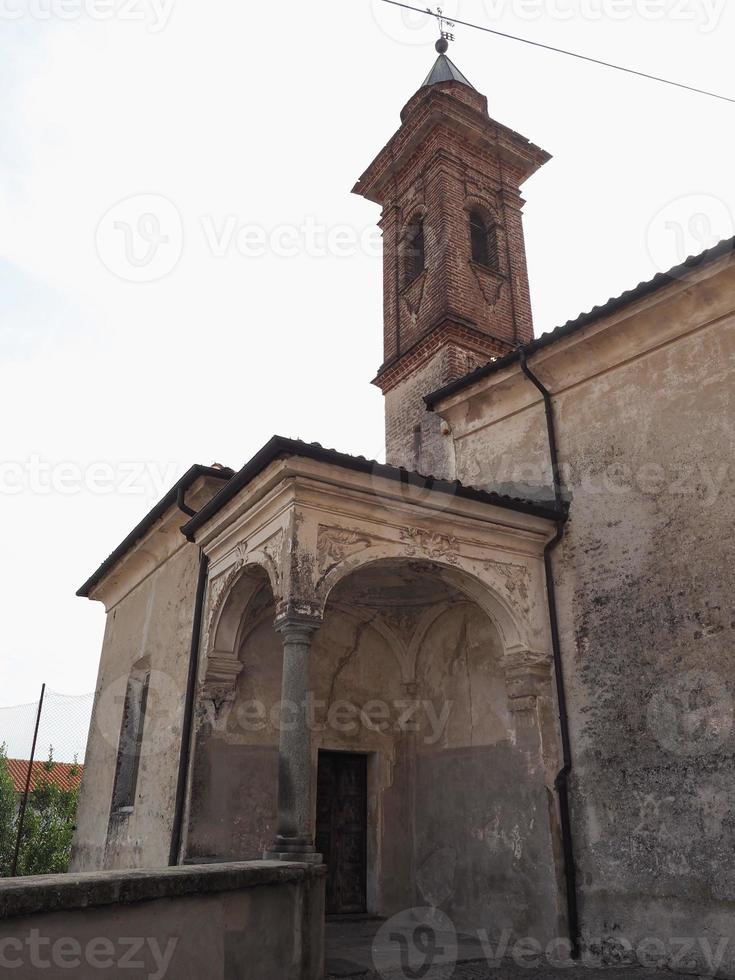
[6,759,83,795]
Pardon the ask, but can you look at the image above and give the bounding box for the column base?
[264,836,323,864]
[263,850,324,864]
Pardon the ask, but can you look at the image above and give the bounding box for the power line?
[379,0,735,105]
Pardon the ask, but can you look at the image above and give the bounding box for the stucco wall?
[440,285,735,968]
[72,542,201,872]
[413,601,561,941]
[187,608,281,863]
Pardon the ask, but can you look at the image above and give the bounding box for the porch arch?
[202,562,275,702]
[317,550,528,655]
[311,554,559,925]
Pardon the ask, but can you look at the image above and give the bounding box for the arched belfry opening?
[470,208,499,271]
[404,216,426,285]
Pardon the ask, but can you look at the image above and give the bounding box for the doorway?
[316,751,368,915]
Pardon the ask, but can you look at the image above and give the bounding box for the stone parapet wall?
[0,861,326,980]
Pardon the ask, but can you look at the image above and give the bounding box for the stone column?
[265,617,322,864]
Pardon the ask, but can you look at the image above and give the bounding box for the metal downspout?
[168,547,209,866]
[520,351,580,959]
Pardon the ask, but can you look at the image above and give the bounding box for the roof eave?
[425,235,735,410]
[182,436,566,544]
[76,465,234,599]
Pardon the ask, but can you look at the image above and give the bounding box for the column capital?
[503,647,552,671]
[503,648,553,710]
[274,615,322,642]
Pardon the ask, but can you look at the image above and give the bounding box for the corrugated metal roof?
[182,435,565,541]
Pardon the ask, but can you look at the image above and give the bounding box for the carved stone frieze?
[251,529,284,587]
[399,527,459,564]
[262,529,283,566]
[206,562,244,633]
[480,559,531,611]
[317,525,374,576]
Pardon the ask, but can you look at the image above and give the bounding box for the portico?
[179,437,568,940]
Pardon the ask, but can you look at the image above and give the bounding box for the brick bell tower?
[353,41,550,477]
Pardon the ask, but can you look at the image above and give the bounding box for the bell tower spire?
[425,6,465,79]
[353,44,550,476]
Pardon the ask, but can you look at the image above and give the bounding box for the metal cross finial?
[429,6,455,53]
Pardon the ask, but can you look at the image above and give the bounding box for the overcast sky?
[2,0,734,720]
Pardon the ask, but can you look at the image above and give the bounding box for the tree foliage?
[0,745,16,876]
[0,745,79,877]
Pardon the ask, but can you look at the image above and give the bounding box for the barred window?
[470,211,499,270]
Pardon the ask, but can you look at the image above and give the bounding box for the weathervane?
[428,6,455,53]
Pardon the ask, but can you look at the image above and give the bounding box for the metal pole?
[11,683,45,877]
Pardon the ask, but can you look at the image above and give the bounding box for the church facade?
[72,48,735,970]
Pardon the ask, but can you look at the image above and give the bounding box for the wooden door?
[316,751,368,915]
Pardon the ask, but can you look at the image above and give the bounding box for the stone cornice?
[373,318,512,393]
[353,86,550,207]
[198,458,555,574]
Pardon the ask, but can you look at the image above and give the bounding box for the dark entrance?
[316,751,368,915]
